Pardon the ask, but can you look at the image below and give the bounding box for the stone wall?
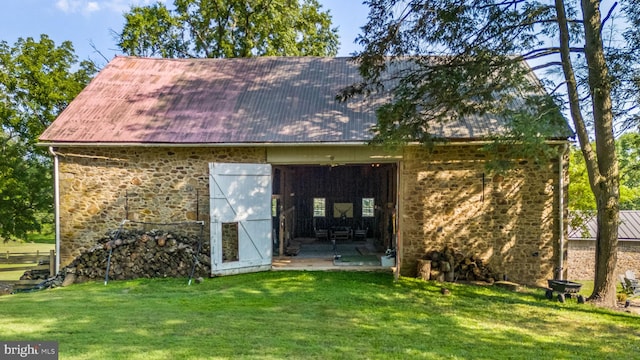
[567,240,640,280]
[55,146,265,267]
[221,222,239,262]
[55,144,569,286]
[399,145,568,286]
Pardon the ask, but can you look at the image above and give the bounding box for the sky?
[0,0,369,67]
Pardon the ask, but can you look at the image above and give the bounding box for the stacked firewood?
[64,229,210,283]
[417,247,497,283]
[19,268,51,281]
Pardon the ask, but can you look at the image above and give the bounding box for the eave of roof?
[568,210,640,241]
[38,138,571,148]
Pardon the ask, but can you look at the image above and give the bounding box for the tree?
[0,134,51,240]
[350,0,639,306]
[0,35,96,240]
[616,132,640,190]
[569,146,597,211]
[117,2,187,58]
[117,0,339,58]
[570,133,640,211]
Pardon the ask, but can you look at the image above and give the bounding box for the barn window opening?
[362,198,375,217]
[272,197,278,217]
[313,197,326,217]
[221,222,239,262]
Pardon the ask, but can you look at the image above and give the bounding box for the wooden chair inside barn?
[314,218,329,242]
[331,226,352,242]
[353,222,368,241]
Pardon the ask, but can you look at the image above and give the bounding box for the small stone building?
[567,211,640,280]
[39,56,572,286]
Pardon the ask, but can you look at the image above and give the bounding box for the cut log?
[418,248,496,283]
[417,260,431,281]
[445,270,455,282]
[441,261,451,272]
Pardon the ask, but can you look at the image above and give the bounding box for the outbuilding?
[567,211,640,280]
[39,56,572,285]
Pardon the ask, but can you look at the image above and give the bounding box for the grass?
[0,242,55,253]
[0,223,56,245]
[26,230,55,244]
[0,240,55,280]
[27,222,55,244]
[0,272,638,359]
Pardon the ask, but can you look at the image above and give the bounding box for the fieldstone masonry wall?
[56,146,265,267]
[55,144,568,286]
[567,240,640,280]
[221,222,240,262]
[400,146,567,286]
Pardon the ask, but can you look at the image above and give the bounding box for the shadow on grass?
[0,272,638,359]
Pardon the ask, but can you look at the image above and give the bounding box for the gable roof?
[39,56,571,145]
[568,211,640,241]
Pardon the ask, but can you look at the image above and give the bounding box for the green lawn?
[0,241,55,280]
[0,242,55,253]
[0,272,638,359]
[26,230,55,244]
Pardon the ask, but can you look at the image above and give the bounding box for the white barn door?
[209,163,272,276]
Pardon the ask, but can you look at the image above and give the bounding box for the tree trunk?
[581,0,620,307]
[555,0,619,307]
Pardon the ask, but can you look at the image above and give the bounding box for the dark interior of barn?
[272,163,397,257]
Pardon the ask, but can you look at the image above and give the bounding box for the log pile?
[63,229,210,283]
[418,247,497,283]
[19,268,50,281]
[20,257,52,281]
[0,284,12,295]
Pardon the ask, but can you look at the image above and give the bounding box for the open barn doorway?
[271,163,397,264]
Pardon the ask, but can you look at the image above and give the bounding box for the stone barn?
[39,56,572,286]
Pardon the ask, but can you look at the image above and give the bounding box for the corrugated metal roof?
[39,56,570,144]
[568,210,640,241]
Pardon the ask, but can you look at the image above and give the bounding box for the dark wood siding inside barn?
[273,164,397,241]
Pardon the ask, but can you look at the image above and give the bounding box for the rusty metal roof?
[568,211,640,241]
[39,56,570,145]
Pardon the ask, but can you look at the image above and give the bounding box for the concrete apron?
[271,238,393,272]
